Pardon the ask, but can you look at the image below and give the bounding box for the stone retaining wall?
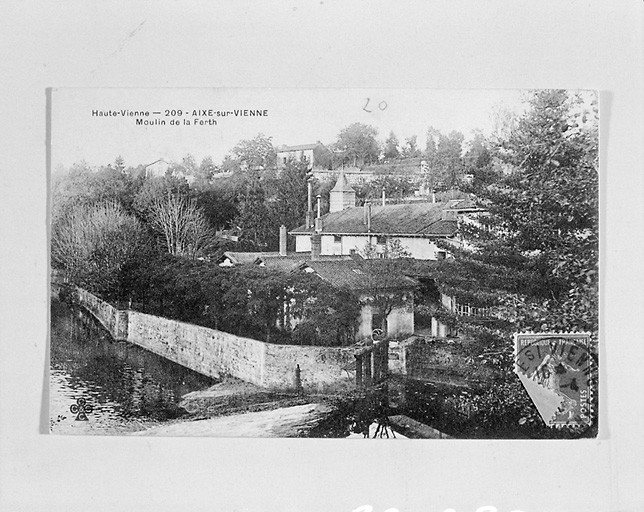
[74,287,355,392]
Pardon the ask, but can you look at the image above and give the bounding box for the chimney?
[306,180,313,228]
[381,188,386,206]
[279,225,287,256]
[363,202,368,224]
[367,201,372,232]
[311,234,321,261]
[315,195,323,232]
[432,189,436,203]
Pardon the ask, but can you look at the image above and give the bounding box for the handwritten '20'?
[363,98,388,113]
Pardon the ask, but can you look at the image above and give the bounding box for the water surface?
[50,299,216,435]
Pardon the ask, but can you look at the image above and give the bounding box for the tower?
[329,171,356,213]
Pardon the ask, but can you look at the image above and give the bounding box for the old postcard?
[49,88,599,438]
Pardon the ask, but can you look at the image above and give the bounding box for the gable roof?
[145,158,169,168]
[301,259,418,292]
[218,251,353,271]
[289,202,458,237]
[277,143,324,152]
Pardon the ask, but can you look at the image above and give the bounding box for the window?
[376,235,386,245]
[333,235,342,243]
[437,250,447,260]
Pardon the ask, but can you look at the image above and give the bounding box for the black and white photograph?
[49,87,599,439]
[2,2,643,511]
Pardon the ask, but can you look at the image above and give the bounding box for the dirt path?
[133,403,335,437]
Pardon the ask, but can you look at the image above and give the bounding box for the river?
[49,297,480,438]
[49,298,216,435]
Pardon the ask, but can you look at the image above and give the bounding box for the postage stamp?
[514,332,596,429]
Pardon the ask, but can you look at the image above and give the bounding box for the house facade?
[276,142,332,170]
[145,159,170,178]
[290,173,480,260]
[216,249,417,340]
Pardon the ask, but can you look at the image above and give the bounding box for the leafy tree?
[358,240,414,333]
[266,158,310,243]
[333,123,380,166]
[464,130,492,170]
[114,155,125,173]
[191,183,239,231]
[231,133,276,171]
[136,259,361,346]
[430,90,599,436]
[424,128,466,190]
[219,154,240,173]
[383,131,400,162]
[352,175,415,206]
[291,274,361,346]
[401,135,421,159]
[197,156,217,184]
[233,173,274,247]
[51,161,139,222]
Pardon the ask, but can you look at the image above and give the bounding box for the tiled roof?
[290,202,458,237]
[302,259,418,291]
[220,251,353,271]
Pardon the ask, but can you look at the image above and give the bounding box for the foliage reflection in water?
[49,299,216,435]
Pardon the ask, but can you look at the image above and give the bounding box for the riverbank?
[133,402,336,437]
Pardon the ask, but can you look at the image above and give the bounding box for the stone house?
[290,172,481,260]
[276,142,333,170]
[297,259,417,339]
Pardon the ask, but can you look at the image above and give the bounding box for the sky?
[50,88,533,170]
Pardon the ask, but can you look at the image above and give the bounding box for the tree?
[359,240,414,333]
[401,135,421,159]
[423,128,466,190]
[352,175,415,206]
[334,123,380,166]
[291,274,361,346]
[197,156,217,183]
[231,133,276,171]
[114,155,125,174]
[51,161,140,223]
[148,194,217,259]
[464,130,492,170]
[51,202,149,299]
[382,131,400,162]
[266,158,310,242]
[233,173,274,247]
[428,90,599,436]
[191,183,239,231]
[132,175,190,222]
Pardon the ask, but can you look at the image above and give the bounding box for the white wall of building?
[295,233,445,260]
[295,235,312,253]
[357,301,415,340]
[145,160,169,178]
[277,148,315,166]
